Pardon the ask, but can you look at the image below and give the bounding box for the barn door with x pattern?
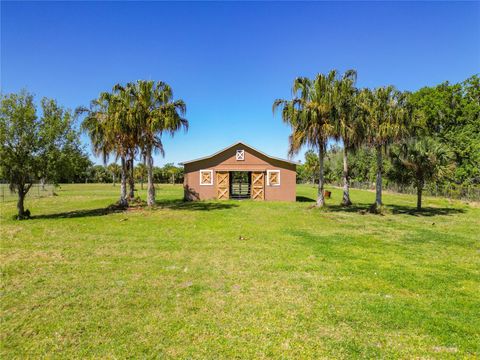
[251,172,265,200]
[216,171,229,200]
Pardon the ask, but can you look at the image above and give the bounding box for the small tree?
[107,163,121,186]
[134,163,148,189]
[390,137,451,210]
[162,163,181,184]
[0,92,80,219]
[303,150,319,184]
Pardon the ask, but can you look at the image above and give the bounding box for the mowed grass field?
[1,184,479,358]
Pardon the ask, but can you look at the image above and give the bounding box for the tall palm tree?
[130,80,188,206]
[81,87,135,207]
[273,70,338,207]
[113,84,139,200]
[333,69,361,206]
[357,86,409,210]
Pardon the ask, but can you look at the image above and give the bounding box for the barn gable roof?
[179,141,298,166]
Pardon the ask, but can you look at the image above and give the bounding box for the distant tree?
[0,92,80,219]
[91,165,112,183]
[390,137,451,210]
[274,71,338,207]
[134,163,148,189]
[56,144,92,183]
[303,150,319,184]
[408,75,480,186]
[162,163,182,184]
[153,166,164,183]
[324,145,343,184]
[107,163,121,186]
[295,163,307,183]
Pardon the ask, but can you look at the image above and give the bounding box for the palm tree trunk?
[146,149,155,206]
[375,145,383,208]
[317,146,325,207]
[416,178,424,210]
[119,156,128,207]
[128,157,135,199]
[342,147,352,206]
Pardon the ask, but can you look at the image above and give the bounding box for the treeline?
[296,76,479,196]
[77,163,184,185]
[275,72,479,211]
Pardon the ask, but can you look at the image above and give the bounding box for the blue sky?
[2,1,479,165]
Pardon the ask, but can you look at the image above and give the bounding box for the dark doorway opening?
[230,171,251,199]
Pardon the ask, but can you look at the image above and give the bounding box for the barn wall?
[264,168,296,201]
[183,145,296,201]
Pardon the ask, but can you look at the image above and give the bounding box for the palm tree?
[80,87,134,207]
[332,69,361,206]
[112,84,139,200]
[357,86,409,211]
[393,137,451,210]
[130,80,188,206]
[273,71,338,207]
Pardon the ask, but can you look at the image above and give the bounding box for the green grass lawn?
[1,184,479,358]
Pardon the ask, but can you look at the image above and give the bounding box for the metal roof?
[179,141,299,166]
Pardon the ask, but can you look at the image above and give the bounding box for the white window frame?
[267,170,281,186]
[236,149,245,161]
[199,169,213,186]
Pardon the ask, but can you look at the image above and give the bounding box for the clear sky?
[1,1,479,165]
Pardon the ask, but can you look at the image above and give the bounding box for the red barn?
[180,141,297,201]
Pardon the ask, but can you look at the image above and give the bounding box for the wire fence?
[2,181,479,202]
[0,184,55,203]
[325,181,480,202]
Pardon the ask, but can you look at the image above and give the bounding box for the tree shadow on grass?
[389,204,466,217]
[155,199,238,211]
[31,199,238,220]
[326,203,372,213]
[326,203,466,216]
[296,196,316,203]
[30,205,125,220]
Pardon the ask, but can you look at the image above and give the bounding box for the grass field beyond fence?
[1,184,479,358]
[0,183,55,203]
